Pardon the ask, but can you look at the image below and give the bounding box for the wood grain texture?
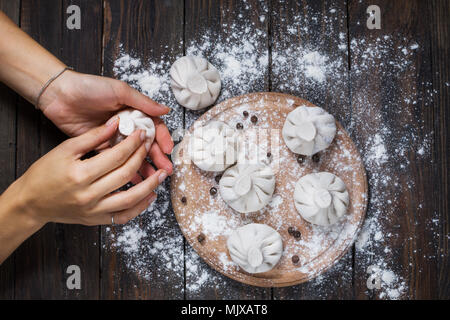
[101,0,184,299]
[0,0,20,300]
[57,0,103,299]
[429,0,449,300]
[270,0,354,299]
[184,0,271,299]
[14,0,65,299]
[348,0,439,299]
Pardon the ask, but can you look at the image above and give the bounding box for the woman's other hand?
[2,118,167,227]
[38,70,174,176]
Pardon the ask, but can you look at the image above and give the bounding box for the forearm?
[0,182,44,264]
[0,11,66,106]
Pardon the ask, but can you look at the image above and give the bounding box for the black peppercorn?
[288,227,295,235]
[250,115,258,124]
[210,187,217,196]
[236,123,243,130]
[243,111,249,118]
[294,231,302,239]
[267,152,272,158]
[312,153,320,163]
[297,155,306,164]
[181,196,187,204]
[197,233,205,243]
[292,255,299,264]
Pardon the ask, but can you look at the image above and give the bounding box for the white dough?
[227,223,283,274]
[111,109,155,145]
[170,56,221,110]
[219,163,275,213]
[282,105,336,155]
[188,121,238,172]
[294,172,349,226]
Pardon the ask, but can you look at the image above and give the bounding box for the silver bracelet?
[35,66,73,110]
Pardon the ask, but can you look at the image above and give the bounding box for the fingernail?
[106,116,118,126]
[140,130,146,141]
[158,170,168,183]
[145,140,151,152]
[160,104,171,113]
[148,193,157,204]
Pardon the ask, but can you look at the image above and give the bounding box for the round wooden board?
[170,92,368,287]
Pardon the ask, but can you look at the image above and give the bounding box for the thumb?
[69,116,119,158]
[114,80,170,116]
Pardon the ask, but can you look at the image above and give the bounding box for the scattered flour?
[112,47,182,132]
[115,225,146,255]
[299,51,329,83]
[106,3,443,300]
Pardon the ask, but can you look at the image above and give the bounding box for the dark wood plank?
[271,0,354,299]
[184,0,271,299]
[14,0,67,299]
[101,0,185,299]
[348,0,438,299]
[0,0,20,300]
[50,0,103,299]
[428,0,449,300]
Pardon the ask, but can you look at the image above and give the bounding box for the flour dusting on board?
[106,3,441,300]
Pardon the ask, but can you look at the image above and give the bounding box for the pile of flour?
[105,3,441,300]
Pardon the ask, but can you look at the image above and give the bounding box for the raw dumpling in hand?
[111,108,155,146]
[170,56,221,110]
[294,172,349,226]
[227,223,283,274]
[282,105,336,155]
[188,121,238,172]
[219,163,275,213]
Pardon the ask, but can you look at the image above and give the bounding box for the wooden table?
[0,0,448,300]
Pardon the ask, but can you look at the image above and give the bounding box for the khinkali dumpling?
[219,163,275,213]
[294,172,349,226]
[170,56,221,110]
[227,223,283,273]
[111,109,155,145]
[188,121,238,172]
[282,106,336,155]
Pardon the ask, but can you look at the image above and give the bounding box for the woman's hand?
[38,70,174,177]
[0,12,173,175]
[3,118,166,227]
[0,12,174,264]
[0,118,166,263]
